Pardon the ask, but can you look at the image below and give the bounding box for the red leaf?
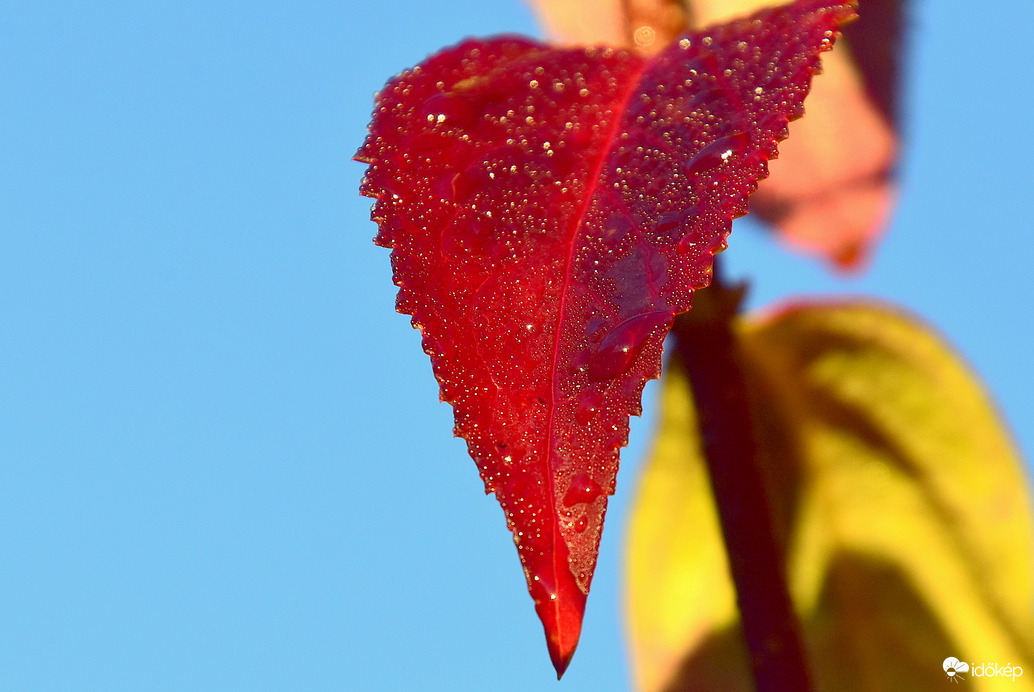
[357,0,854,676]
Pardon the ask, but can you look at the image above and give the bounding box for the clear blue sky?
[1,2,1031,690]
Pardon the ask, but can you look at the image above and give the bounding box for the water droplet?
[420,92,476,126]
[574,389,604,425]
[442,213,510,261]
[563,473,604,507]
[686,85,736,114]
[601,212,633,246]
[757,111,789,140]
[686,132,750,176]
[678,216,732,255]
[452,163,494,202]
[587,311,672,382]
[656,207,695,234]
[676,233,697,254]
[528,571,558,606]
[434,174,457,202]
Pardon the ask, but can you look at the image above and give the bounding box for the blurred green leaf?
[626,301,1034,691]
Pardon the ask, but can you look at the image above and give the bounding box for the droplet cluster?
[356,0,854,657]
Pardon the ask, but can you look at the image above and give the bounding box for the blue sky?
[2,1,1032,690]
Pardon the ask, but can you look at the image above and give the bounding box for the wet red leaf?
[357,0,854,676]
[529,0,904,269]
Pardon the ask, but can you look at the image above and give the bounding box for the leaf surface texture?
[358,0,854,673]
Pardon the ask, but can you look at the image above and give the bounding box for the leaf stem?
[671,264,811,692]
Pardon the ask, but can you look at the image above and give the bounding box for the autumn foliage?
[357,0,1034,689]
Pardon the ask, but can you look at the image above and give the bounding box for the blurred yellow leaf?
[626,301,1034,691]
[525,0,902,268]
[524,0,685,53]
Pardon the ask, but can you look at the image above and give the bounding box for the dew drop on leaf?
[420,92,475,125]
[563,473,605,507]
[574,388,605,425]
[587,311,672,382]
[530,572,558,604]
[452,162,494,203]
[676,234,698,254]
[601,211,634,247]
[686,132,750,175]
[656,207,696,234]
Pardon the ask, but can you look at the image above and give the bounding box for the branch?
[671,264,811,692]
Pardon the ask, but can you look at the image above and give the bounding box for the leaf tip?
[530,564,587,679]
[544,610,581,679]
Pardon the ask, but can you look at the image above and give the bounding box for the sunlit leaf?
[358,2,854,676]
[626,301,1034,691]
